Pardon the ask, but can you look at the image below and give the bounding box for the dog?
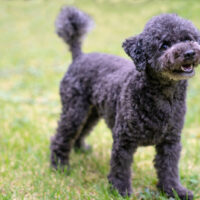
[50,7,200,199]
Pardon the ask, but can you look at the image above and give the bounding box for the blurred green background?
[0,0,200,199]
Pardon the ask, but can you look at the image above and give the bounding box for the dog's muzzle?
[160,42,200,80]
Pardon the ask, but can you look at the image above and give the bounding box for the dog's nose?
[184,50,195,59]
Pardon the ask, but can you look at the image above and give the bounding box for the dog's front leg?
[154,141,193,200]
[108,134,137,197]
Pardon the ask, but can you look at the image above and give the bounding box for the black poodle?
[50,7,200,200]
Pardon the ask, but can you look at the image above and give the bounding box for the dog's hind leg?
[50,89,91,171]
[74,107,99,152]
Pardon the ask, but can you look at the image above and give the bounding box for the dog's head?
[123,14,200,80]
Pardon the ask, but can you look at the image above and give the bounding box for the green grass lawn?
[0,0,200,199]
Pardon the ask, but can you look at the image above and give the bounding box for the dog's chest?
[125,88,186,145]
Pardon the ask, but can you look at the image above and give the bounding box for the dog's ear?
[122,35,147,72]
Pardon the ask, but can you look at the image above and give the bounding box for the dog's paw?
[50,151,70,174]
[108,174,133,197]
[74,143,92,153]
[158,183,193,200]
[176,190,193,200]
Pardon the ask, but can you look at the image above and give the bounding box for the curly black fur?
[55,6,93,60]
[51,7,200,200]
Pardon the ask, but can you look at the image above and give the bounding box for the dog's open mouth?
[180,64,194,73]
[173,63,194,75]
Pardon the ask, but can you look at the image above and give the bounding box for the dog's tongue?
[181,64,193,72]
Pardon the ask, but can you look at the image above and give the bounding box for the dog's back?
[56,7,137,123]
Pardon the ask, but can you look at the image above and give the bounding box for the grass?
[0,0,200,199]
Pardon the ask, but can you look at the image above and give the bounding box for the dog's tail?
[55,6,93,60]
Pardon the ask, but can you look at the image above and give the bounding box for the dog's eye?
[160,43,169,50]
[182,36,192,42]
